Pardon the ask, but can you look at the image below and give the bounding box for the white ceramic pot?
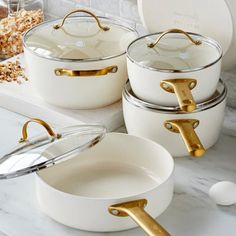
[127,29,222,112]
[23,9,137,109]
[0,119,174,235]
[123,80,227,157]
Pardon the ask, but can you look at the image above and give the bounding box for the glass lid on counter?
[127,29,222,72]
[0,118,106,179]
[23,10,137,61]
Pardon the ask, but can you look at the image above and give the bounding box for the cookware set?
[0,7,229,236]
[124,28,226,157]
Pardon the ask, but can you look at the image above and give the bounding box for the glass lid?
[127,29,222,72]
[23,9,137,61]
[0,118,106,179]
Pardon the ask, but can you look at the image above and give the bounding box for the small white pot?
[127,29,222,112]
[123,80,227,157]
[23,9,137,109]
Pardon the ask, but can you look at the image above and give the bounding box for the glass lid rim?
[126,31,223,73]
[0,124,106,180]
[123,79,227,114]
[23,15,138,62]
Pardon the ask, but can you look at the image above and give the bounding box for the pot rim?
[123,79,227,114]
[36,133,174,201]
[126,31,223,73]
[23,16,138,63]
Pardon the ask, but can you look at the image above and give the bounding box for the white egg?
[209,181,236,206]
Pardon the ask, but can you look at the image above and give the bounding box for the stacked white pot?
[123,29,227,157]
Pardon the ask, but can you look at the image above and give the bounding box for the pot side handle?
[160,79,197,112]
[147,28,201,48]
[164,119,205,157]
[54,66,118,77]
[109,199,171,236]
[53,9,110,31]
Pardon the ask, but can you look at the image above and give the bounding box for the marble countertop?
[0,107,235,236]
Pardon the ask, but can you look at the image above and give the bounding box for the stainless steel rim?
[126,32,223,73]
[23,16,138,62]
[123,79,227,114]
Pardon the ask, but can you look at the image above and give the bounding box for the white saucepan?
[0,119,174,236]
[123,79,227,157]
[23,9,137,109]
[127,29,222,112]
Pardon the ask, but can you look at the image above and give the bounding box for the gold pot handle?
[109,199,170,236]
[164,119,205,157]
[147,28,202,48]
[160,79,197,112]
[19,118,61,143]
[54,65,118,77]
[53,9,110,31]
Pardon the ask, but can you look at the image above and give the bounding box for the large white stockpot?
[137,0,236,71]
[0,119,174,236]
[23,9,137,109]
[123,80,227,157]
[127,29,222,112]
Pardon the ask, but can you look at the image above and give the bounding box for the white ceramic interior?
[36,133,174,232]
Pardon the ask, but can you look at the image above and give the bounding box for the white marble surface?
[0,107,235,236]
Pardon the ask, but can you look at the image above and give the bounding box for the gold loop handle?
[160,79,197,112]
[53,9,110,31]
[109,199,170,236]
[19,118,61,143]
[164,119,205,157]
[54,65,118,77]
[147,28,202,48]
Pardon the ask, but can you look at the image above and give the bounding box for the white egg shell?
[209,181,236,206]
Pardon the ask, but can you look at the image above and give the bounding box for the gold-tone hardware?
[160,79,197,112]
[19,118,61,143]
[147,28,202,48]
[53,9,110,31]
[109,199,170,236]
[164,119,205,157]
[54,66,118,77]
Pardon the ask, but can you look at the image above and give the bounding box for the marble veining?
[0,107,235,236]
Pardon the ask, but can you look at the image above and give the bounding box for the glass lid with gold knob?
[23,9,137,61]
[127,29,222,72]
[0,118,106,179]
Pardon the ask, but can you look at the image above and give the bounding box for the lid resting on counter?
[0,119,106,179]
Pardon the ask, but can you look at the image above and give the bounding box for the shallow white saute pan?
[0,118,174,235]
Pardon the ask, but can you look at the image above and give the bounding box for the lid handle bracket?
[53,9,110,31]
[147,28,202,48]
[19,118,61,143]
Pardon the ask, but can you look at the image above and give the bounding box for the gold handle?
[54,65,118,77]
[53,9,110,31]
[19,118,61,143]
[164,119,205,157]
[109,199,170,236]
[147,28,202,48]
[160,79,197,112]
